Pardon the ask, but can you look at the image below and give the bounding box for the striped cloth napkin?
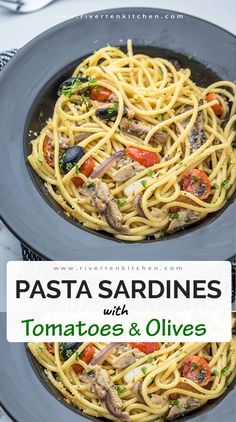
[0,49,18,71]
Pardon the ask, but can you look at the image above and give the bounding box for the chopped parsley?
[221,366,229,375]
[107,103,119,114]
[87,369,95,376]
[116,385,126,394]
[212,369,219,376]
[37,156,43,165]
[39,111,44,118]
[212,183,219,190]
[66,349,73,358]
[221,179,229,189]
[37,344,44,350]
[141,366,147,374]
[86,182,95,188]
[88,77,97,85]
[75,163,79,175]
[170,399,179,407]
[191,362,199,370]
[62,79,82,98]
[170,212,179,220]
[66,163,73,171]
[116,198,126,207]
[75,351,79,362]
[147,356,154,364]
[147,168,154,177]
[141,180,147,188]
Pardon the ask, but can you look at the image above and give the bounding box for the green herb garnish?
[221,366,229,375]
[66,349,73,358]
[75,163,79,175]
[88,77,97,85]
[221,179,229,189]
[147,168,154,177]
[37,344,44,350]
[141,366,147,374]
[107,103,119,114]
[87,369,95,376]
[170,399,179,407]
[213,369,219,376]
[116,198,126,207]
[39,111,44,118]
[86,182,95,188]
[212,183,219,190]
[37,156,43,165]
[66,163,73,171]
[75,351,79,362]
[62,79,82,98]
[191,362,199,370]
[116,385,126,394]
[147,356,154,364]
[170,212,179,220]
[141,180,147,188]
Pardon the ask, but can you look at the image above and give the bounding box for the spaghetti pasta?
[28,40,236,241]
[28,318,236,421]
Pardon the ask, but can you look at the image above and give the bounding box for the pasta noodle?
[28,40,236,241]
[28,317,236,421]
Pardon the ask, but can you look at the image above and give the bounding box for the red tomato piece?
[130,342,161,354]
[72,344,95,374]
[182,168,211,200]
[182,355,211,387]
[43,136,54,167]
[44,342,54,354]
[89,86,114,102]
[126,146,159,168]
[72,157,95,187]
[206,93,223,116]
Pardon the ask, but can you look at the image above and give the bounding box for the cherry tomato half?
[126,146,159,168]
[72,157,95,187]
[182,169,211,200]
[89,86,114,102]
[43,136,54,167]
[130,342,161,354]
[72,344,95,374]
[182,355,211,387]
[206,93,223,117]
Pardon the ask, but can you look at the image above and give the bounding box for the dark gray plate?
[0,314,235,422]
[0,7,235,260]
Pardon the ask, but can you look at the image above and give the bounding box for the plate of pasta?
[26,331,236,422]
[0,7,235,260]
